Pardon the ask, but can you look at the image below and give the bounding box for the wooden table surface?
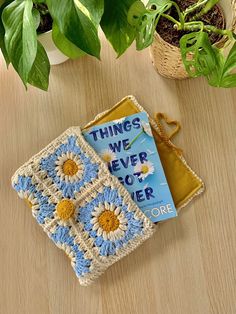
[0,35,235,314]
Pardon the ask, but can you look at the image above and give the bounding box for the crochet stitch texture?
[12,127,154,286]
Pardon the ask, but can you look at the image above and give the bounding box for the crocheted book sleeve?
[12,127,155,286]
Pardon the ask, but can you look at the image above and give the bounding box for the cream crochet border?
[12,127,155,286]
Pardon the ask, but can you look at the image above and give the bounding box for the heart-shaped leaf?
[101,0,136,57]
[28,41,50,91]
[0,0,11,66]
[46,0,102,59]
[2,0,37,84]
[79,0,104,27]
[52,22,86,59]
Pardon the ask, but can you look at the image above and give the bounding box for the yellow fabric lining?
[83,97,204,210]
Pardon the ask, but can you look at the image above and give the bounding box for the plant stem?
[124,130,144,150]
[161,13,180,27]
[183,0,208,18]
[178,22,232,38]
[171,2,185,26]
[203,25,232,37]
[190,0,220,21]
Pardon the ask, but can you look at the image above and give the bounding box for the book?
[83,112,177,223]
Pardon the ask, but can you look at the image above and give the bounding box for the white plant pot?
[38,30,69,65]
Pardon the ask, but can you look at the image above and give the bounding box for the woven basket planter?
[149,0,236,80]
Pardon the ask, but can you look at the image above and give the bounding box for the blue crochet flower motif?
[13,175,55,224]
[78,186,144,257]
[50,225,91,276]
[40,135,99,199]
[13,176,91,277]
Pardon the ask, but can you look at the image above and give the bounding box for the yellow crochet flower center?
[102,154,112,163]
[62,159,79,176]
[98,210,120,232]
[141,165,149,174]
[56,199,75,220]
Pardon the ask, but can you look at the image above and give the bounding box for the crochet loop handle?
[154,112,183,155]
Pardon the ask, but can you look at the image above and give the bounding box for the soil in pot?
[156,0,225,47]
[34,3,52,34]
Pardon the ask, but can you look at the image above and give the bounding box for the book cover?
[83,112,177,222]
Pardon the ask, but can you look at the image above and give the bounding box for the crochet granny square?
[12,127,155,286]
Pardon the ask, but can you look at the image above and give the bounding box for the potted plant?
[34,2,70,66]
[0,0,137,91]
[1,0,235,90]
[128,0,236,87]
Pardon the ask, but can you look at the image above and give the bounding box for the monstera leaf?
[147,0,172,10]
[128,0,172,50]
[180,31,217,77]
[127,0,146,27]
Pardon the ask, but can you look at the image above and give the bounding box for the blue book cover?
[83,112,177,222]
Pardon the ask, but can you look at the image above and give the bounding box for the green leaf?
[2,0,37,85]
[220,74,236,88]
[52,22,86,59]
[180,31,217,77]
[128,0,172,50]
[206,49,224,86]
[46,0,102,58]
[0,0,11,65]
[208,42,236,88]
[200,0,219,15]
[101,0,137,57]
[180,32,236,88]
[147,0,172,10]
[0,24,9,65]
[127,1,146,26]
[79,0,104,26]
[28,41,50,90]
[32,7,40,29]
[222,42,236,74]
[135,10,159,50]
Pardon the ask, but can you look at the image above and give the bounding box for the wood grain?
[0,34,235,314]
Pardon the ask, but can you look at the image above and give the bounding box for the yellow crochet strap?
[154,112,183,155]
